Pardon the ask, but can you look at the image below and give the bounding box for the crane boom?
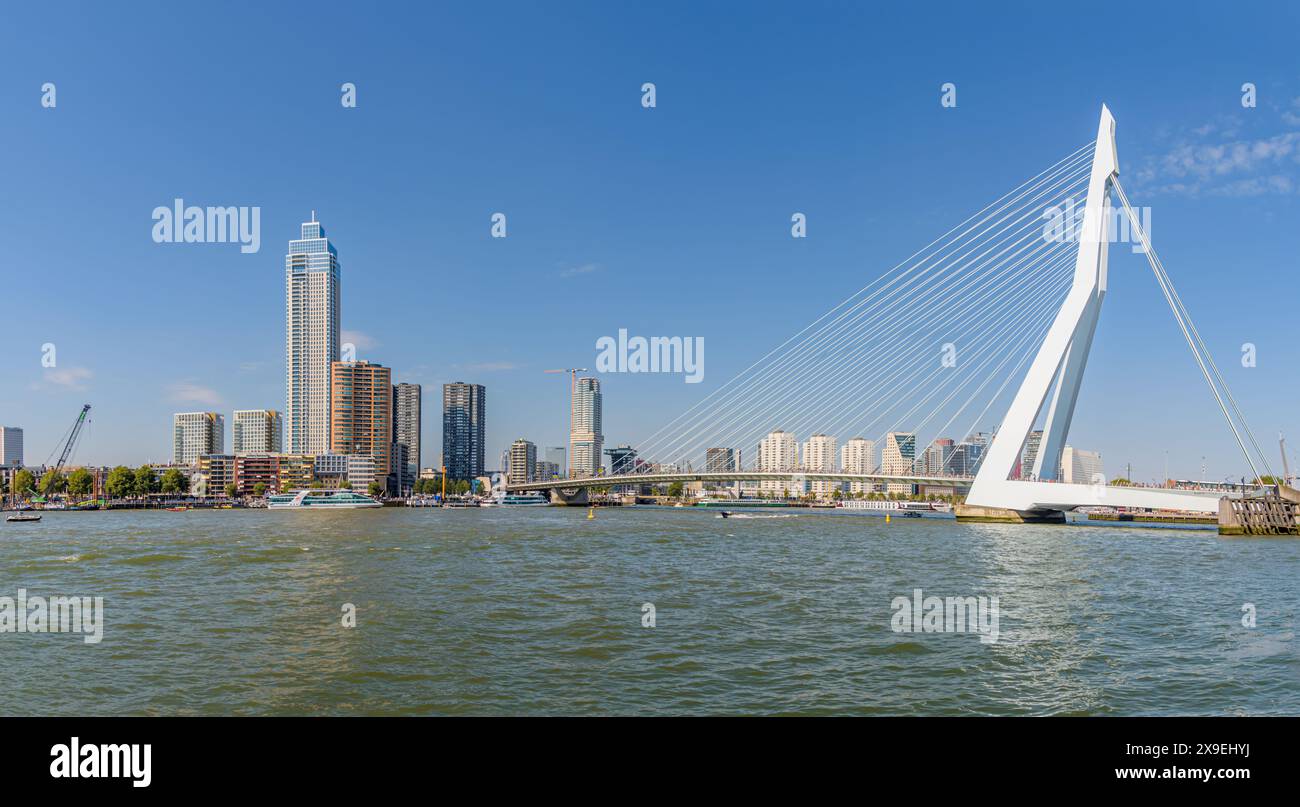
[54,404,91,474]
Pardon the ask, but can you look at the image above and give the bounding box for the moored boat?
[267,490,383,509]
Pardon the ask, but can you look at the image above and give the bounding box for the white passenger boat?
[267,490,383,509]
[836,499,947,514]
[481,491,550,507]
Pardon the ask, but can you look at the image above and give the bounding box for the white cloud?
[32,366,93,391]
[167,382,223,406]
[560,262,601,278]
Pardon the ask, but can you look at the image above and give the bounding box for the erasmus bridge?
[510,106,1290,522]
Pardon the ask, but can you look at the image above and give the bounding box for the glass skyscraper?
[285,212,341,454]
[442,382,486,480]
[570,377,603,477]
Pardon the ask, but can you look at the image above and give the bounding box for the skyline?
[3,3,1300,483]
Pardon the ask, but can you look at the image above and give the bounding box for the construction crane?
[49,404,92,477]
[544,369,587,477]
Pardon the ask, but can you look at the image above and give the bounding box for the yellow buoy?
[885,513,891,524]
[587,507,595,520]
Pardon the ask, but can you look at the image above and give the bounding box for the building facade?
[0,426,22,468]
[758,429,798,495]
[174,412,224,465]
[881,432,916,495]
[840,436,876,494]
[1061,445,1104,485]
[232,409,283,455]
[508,439,537,485]
[570,377,603,477]
[442,382,486,480]
[802,433,837,496]
[1019,430,1044,480]
[286,212,341,455]
[330,360,392,489]
[392,382,421,491]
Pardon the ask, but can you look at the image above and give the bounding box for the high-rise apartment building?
[840,436,875,494]
[232,410,283,455]
[392,382,421,487]
[705,447,738,474]
[882,431,916,495]
[570,377,603,477]
[802,433,837,496]
[916,438,954,476]
[174,412,224,465]
[758,429,798,495]
[286,212,341,454]
[508,439,537,485]
[0,426,23,468]
[442,382,486,480]
[330,360,392,488]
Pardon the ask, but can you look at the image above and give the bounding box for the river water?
[1,507,1295,715]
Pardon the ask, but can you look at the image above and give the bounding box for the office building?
[442,382,486,480]
[915,438,954,476]
[1061,445,1104,485]
[570,377,603,477]
[232,409,282,455]
[705,447,738,474]
[285,212,341,454]
[535,460,561,481]
[606,445,639,476]
[174,412,224,465]
[330,360,392,488]
[0,426,22,467]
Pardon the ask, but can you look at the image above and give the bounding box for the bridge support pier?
[954,504,1066,524]
[549,487,590,506]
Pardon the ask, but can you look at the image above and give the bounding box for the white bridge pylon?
[965,105,1218,514]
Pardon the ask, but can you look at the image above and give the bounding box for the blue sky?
[1,1,1298,482]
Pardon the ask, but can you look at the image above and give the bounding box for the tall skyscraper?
[758,429,798,495]
[840,436,875,494]
[285,212,341,455]
[802,433,837,496]
[442,382,486,480]
[570,377,603,477]
[232,410,283,454]
[330,360,392,488]
[174,412,224,465]
[882,432,916,495]
[392,382,422,486]
[0,426,23,468]
[508,439,537,485]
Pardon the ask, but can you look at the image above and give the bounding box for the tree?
[224,482,239,499]
[340,480,352,489]
[133,466,159,497]
[160,469,188,494]
[252,482,267,498]
[105,466,134,499]
[667,481,684,498]
[367,481,383,497]
[1109,477,1133,487]
[39,469,66,497]
[66,468,95,497]
[0,476,7,496]
[310,480,324,489]
[12,468,36,498]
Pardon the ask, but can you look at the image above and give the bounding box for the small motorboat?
[6,513,42,523]
[165,506,189,512]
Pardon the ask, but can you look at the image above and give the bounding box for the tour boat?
[481,491,549,507]
[837,499,946,514]
[266,490,382,509]
[6,513,42,523]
